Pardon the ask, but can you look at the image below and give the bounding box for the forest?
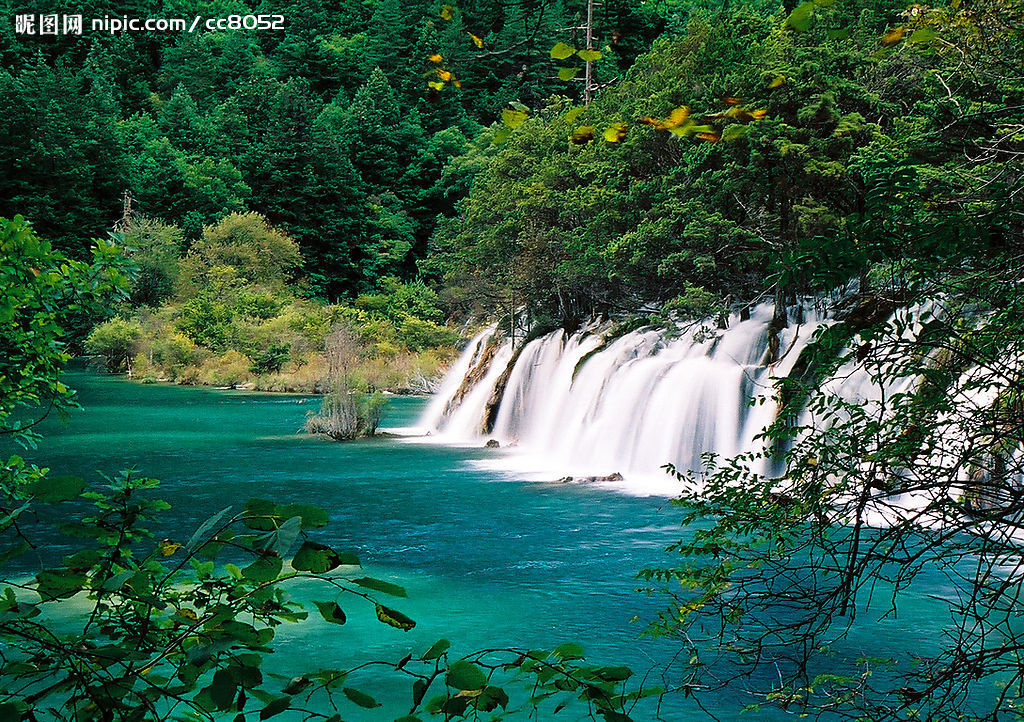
[1,0,1023,718]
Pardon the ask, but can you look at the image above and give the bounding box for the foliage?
[0,470,650,720]
[304,325,386,439]
[103,217,459,392]
[632,0,1024,716]
[0,215,126,448]
[0,216,648,720]
[84,318,143,373]
[645,260,1024,719]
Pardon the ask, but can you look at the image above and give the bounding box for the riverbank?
[101,343,458,395]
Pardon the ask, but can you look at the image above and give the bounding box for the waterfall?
[421,305,820,492]
[421,302,1023,502]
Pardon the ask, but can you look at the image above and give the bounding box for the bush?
[177,296,234,350]
[250,342,291,375]
[151,331,201,374]
[398,317,460,351]
[191,212,301,287]
[196,350,251,387]
[304,389,386,440]
[237,290,281,319]
[85,318,143,372]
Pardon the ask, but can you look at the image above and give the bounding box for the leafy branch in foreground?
[641,259,1024,720]
[1,214,650,720]
[0,472,650,721]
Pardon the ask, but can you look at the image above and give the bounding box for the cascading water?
[421,305,822,492]
[421,301,1023,501]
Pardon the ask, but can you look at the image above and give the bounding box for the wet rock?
[484,439,500,448]
[559,472,624,484]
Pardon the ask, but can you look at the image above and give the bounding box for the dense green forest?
[2,0,1023,718]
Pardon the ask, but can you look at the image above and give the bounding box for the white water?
[421,306,821,494]
[420,302,1023,503]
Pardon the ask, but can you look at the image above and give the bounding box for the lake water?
[11,371,964,720]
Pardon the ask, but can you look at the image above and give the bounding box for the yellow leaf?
[751,109,769,120]
[428,81,445,90]
[176,607,198,621]
[468,32,484,48]
[881,26,906,45]
[665,106,690,128]
[550,42,576,60]
[557,67,578,81]
[428,53,443,63]
[668,120,695,136]
[159,539,182,557]
[722,96,742,105]
[577,48,602,62]
[501,108,528,128]
[453,79,462,89]
[437,69,453,82]
[697,130,722,142]
[565,106,585,123]
[640,106,690,131]
[603,122,628,142]
[769,75,785,89]
[439,5,455,20]
[571,125,595,144]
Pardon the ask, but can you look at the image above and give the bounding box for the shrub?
[177,296,234,350]
[398,317,460,351]
[196,350,251,387]
[237,290,281,319]
[250,342,291,375]
[85,318,143,372]
[151,331,201,373]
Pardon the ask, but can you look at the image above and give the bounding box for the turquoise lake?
[12,371,966,720]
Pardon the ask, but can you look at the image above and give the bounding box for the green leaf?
[243,554,283,582]
[342,687,381,708]
[244,498,278,531]
[722,125,748,142]
[501,109,528,129]
[35,569,86,600]
[577,48,603,62]
[100,569,135,592]
[0,502,30,529]
[492,125,512,145]
[0,543,30,568]
[446,660,488,690]
[186,506,233,551]
[553,642,585,660]
[313,600,347,625]
[557,67,578,81]
[277,504,328,529]
[413,678,430,707]
[595,666,633,682]
[352,577,407,597]
[565,107,585,123]
[908,28,937,43]
[423,638,451,660]
[376,604,416,631]
[283,676,312,695]
[259,697,290,720]
[786,2,815,31]
[550,42,576,60]
[210,669,237,710]
[26,474,85,502]
[291,542,345,573]
[268,515,302,557]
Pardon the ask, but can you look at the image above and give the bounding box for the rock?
[484,439,500,448]
[559,472,624,484]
